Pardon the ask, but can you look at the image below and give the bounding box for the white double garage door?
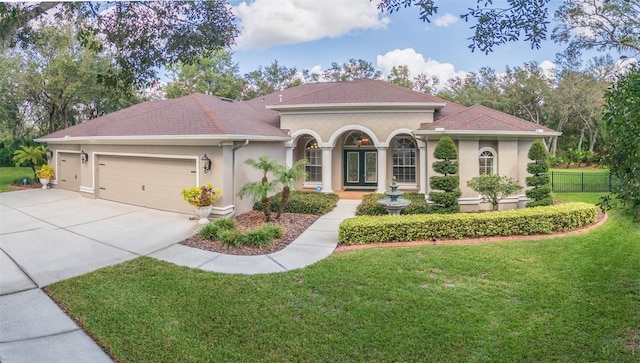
[96,155,197,214]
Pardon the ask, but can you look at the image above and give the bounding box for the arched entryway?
[342,130,377,189]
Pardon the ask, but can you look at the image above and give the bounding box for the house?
[36,78,560,216]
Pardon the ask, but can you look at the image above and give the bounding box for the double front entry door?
[344,150,377,188]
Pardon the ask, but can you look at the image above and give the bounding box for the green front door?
[344,150,377,188]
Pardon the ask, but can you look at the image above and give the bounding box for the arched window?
[392,137,416,183]
[305,139,322,182]
[479,148,496,175]
[345,131,373,147]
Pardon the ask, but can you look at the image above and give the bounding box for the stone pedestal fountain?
[377,176,411,215]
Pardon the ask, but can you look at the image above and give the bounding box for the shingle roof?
[417,104,558,133]
[39,93,287,140]
[268,78,447,105]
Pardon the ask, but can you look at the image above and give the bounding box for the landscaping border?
[335,209,607,252]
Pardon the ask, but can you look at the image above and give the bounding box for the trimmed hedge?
[339,202,597,245]
[355,193,430,216]
[254,191,339,215]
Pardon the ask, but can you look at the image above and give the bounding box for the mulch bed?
[180,211,319,256]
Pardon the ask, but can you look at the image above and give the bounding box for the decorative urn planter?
[39,178,50,189]
[195,206,213,225]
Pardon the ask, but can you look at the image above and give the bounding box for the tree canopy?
[0,1,238,90]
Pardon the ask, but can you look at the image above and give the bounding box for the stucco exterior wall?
[281,111,434,145]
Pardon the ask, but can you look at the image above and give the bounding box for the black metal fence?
[549,171,616,192]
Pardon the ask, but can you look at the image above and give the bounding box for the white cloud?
[538,60,556,80]
[433,13,459,27]
[233,0,389,50]
[376,48,468,91]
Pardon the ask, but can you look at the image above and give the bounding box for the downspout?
[230,139,250,217]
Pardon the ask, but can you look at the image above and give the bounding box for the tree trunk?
[261,197,271,222]
[277,186,290,220]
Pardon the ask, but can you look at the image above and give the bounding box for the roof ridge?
[193,93,228,134]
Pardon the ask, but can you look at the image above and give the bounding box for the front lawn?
[0,166,35,192]
[46,193,640,362]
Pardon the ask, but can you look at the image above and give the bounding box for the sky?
[226,0,582,86]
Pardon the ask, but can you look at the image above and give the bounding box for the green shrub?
[526,197,554,208]
[429,176,459,192]
[526,140,552,207]
[428,191,461,207]
[245,228,274,248]
[525,175,550,187]
[212,218,236,231]
[262,224,285,239]
[218,230,247,248]
[526,186,552,200]
[355,193,429,216]
[255,191,338,215]
[198,223,221,240]
[338,202,597,245]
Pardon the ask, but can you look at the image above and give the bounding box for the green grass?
[0,166,35,192]
[45,194,640,362]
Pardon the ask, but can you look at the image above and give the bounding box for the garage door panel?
[98,156,197,214]
[57,153,81,191]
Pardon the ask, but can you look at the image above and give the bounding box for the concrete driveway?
[0,188,198,362]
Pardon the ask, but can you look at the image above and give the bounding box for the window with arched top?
[305,139,322,182]
[392,137,416,183]
[344,131,373,147]
[479,148,496,175]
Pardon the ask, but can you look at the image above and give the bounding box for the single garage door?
[57,152,81,191]
[98,155,197,214]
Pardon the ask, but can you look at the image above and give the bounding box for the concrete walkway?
[0,189,358,362]
[150,199,359,274]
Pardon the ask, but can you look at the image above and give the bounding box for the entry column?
[376,147,387,193]
[321,147,333,192]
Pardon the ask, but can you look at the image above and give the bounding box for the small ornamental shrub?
[198,223,220,240]
[213,218,236,232]
[467,174,522,211]
[181,184,221,207]
[338,202,597,245]
[218,230,247,248]
[429,136,460,213]
[35,164,55,179]
[245,228,273,248]
[255,191,339,215]
[526,140,552,207]
[355,193,429,216]
[262,224,285,239]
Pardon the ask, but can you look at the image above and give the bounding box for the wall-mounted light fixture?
[80,150,88,164]
[201,154,212,173]
[46,148,53,161]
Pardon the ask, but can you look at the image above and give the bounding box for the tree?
[553,0,640,59]
[375,0,550,53]
[428,136,461,213]
[321,58,382,82]
[602,68,640,221]
[526,140,553,207]
[467,174,522,211]
[0,1,238,91]
[241,60,301,100]
[387,65,413,89]
[273,160,308,220]
[238,156,281,222]
[165,51,244,100]
[12,145,46,179]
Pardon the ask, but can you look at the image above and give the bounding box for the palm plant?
[12,145,47,179]
[238,156,280,222]
[273,159,308,220]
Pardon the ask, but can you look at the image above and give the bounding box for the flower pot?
[39,178,50,189]
[195,206,213,224]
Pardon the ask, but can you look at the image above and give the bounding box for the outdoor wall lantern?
[201,154,212,173]
[80,150,88,164]
[46,148,53,161]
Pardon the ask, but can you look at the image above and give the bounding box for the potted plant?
[181,183,221,224]
[35,165,55,189]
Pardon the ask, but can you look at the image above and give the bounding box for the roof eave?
[36,134,291,145]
